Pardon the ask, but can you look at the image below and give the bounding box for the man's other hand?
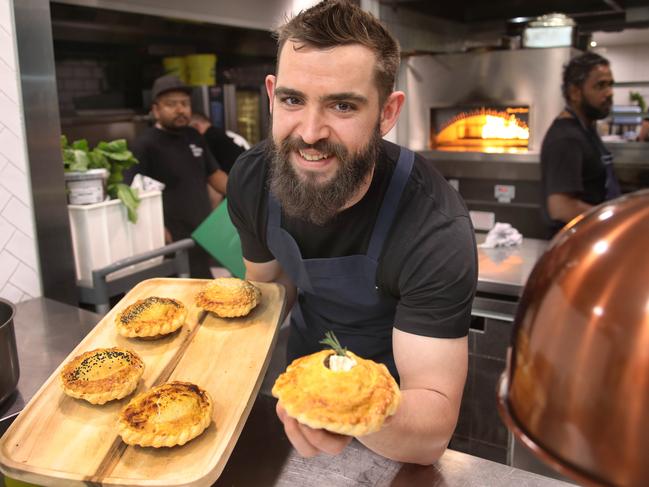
[276,402,352,457]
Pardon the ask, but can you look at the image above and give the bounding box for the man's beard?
[159,115,189,131]
[267,126,382,226]
[581,97,612,120]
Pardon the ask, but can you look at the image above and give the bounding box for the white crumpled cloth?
[478,222,523,248]
[130,174,165,192]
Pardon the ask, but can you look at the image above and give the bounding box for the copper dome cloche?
[497,189,649,487]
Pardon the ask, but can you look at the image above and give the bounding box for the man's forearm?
[358,388,458,465]
[548,193,593,223]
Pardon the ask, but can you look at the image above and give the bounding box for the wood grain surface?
[0,278,285,487]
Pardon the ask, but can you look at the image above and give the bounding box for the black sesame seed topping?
[119,297,180,324]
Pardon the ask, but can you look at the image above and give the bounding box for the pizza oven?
[430,104,530,153]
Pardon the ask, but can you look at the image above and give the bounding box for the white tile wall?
[0,0,41,303]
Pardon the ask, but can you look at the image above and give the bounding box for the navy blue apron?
[565,107,621,200]
[266,147,415,380]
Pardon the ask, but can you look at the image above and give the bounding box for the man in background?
[190,112,247,174]
[129,74,228,278]
[540,52,621,237]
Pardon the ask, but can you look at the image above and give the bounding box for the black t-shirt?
[202,126,246,174]
[227,139,478,339]
[540,117,607,235]
[130,126,220,238]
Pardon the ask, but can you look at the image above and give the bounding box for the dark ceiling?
[381,0,649,33]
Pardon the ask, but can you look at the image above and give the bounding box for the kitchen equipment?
[497,189,649,486]
[0,278,286,487]
[0,298,19,406]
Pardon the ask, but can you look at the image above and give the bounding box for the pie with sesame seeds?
[195,277,261,318]
[117,381,213,448]
[116,296,187,338]
[60,347,144,405]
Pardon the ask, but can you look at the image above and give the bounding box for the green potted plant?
[61,136,141,223]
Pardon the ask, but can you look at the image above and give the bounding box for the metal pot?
[0,298,20,405]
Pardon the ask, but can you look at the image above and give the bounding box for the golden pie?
[60,348,144,405]
[272,349,401,436]
[116,296,187,338]
[195,277,261,317]
[117,381,213,448]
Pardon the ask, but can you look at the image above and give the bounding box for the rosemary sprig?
[319,331,347,356]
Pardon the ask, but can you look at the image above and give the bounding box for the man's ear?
[568,84,582,106]
[379,91,405,136]
[151,103,160,121]
[265,75,276,114]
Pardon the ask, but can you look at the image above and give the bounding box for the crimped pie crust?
[272,350,401,436]
[195,277,261,317]
[117,381,213,448]
[60,348,144,405]
[116,296,187,338]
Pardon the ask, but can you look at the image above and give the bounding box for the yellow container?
[185,54,217,86]
[162,56,188,83]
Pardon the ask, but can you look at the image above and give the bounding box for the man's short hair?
[562,52,610,103]
[275,0,400,106]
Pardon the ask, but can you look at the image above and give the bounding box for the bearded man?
[540,52,621,237]
[227,0,477,464]
[129,75,228,278]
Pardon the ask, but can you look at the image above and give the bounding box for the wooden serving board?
[0,278,285,487]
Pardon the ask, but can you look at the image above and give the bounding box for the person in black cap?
[128,74,228,278]
[540,52,621,237]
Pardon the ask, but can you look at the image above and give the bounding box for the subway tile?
[11,261,40,298]
[2,196,33,238]
[0,250,18,289]
[0,214,14,249]
[0,184,9,211]
[0,160,29,206]
[0,1,12,34]
[0,126,26,170]
[6,229,37,268]
[0,281,23,303]
[0,26,16,72]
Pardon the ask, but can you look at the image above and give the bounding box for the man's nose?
[298,107,330,145]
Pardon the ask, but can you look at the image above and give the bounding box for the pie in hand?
[116,296,187,338]
[195,277,261,318]
[60,347,144,405]
[117,381,213,448]
[272,344,401,436]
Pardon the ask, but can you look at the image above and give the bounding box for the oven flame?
[432,108,529,152]
[481,114,529,140]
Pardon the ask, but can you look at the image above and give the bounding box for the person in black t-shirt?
[541,52,620,237]
[189,112,247,174]
[129,75,228,278]
[227,1,477,465]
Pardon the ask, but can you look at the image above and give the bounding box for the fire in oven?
[430,104,530,153]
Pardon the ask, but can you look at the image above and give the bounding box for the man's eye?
[281,96,302,106]
[334,102,355,113]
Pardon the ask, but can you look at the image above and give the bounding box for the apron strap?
[367,147,415,261]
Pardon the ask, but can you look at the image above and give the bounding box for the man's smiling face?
[265,41,384,224]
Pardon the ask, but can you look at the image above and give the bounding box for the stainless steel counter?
[0,298,100,433]
[0,297,572,486]
[476,233,549,297]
